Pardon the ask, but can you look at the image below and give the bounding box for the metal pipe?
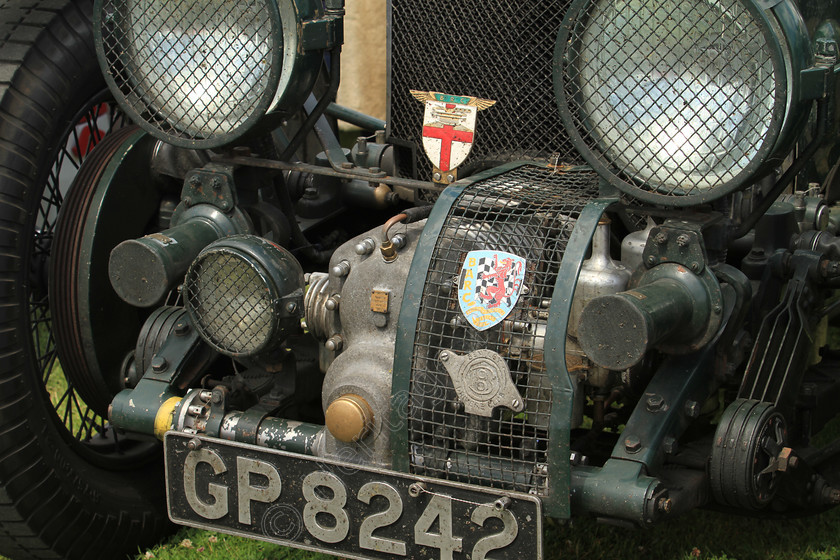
[214,154,444,193]
[218,411,323,455]
[326,103,386,132]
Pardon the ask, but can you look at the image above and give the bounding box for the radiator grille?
[408,165,598,495]
[388,0,581,182]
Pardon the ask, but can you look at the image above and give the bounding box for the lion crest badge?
[457,250,526,331]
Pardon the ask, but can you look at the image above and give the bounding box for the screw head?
[676,234,690,247]
[285,301,298,314]
[440,352,449,362]
[690,262,701,273]
[654,232,668,245]
[189,175,201,187]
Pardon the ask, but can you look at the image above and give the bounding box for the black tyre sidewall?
[0,1,169,558]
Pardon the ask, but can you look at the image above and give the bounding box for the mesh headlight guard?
[555,0,813,206]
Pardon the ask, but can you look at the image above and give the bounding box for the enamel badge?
[410,91,496,184]
[457,250,526,331]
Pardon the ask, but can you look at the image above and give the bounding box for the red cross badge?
[410,91,496,184]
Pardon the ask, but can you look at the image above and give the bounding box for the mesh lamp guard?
[554,0,812,207]
[184,235,304,358]
[94,0,329,149]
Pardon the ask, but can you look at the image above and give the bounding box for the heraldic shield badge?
[458,250,527,331]
[411,91,495,182]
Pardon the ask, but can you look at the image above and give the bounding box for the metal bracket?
[642,220,709,273]
[302,14,344,50]
[182,164,237,212]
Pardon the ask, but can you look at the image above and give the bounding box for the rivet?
[646,256,656,266]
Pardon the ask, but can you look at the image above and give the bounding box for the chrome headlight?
[555,0,811,206]
[95,0,332,148]
[184,236,304,358]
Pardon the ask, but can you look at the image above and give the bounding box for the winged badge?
[411,90,496,182]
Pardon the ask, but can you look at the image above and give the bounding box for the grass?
[138,505,840,560]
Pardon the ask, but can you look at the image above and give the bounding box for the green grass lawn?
[139,505,840,560]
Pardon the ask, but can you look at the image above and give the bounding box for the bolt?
[325,335,343,352]
[341,161,354,169]
[187,437,202,450]
[354,238,376,255]
[494,497,512,512]
[690,262,701,273]
[408,482,426,498]
[624,435,642,453]
[174,322,190,336]
[685,400,700,418]
[211,178,221,191]
[390,233,407,250]
[645,393,665,412]
[663,436,678,455]
[433,172,442,182]
[151,356,168,373]
[325,296,340,311]
[657,497,673,514]
[332,260,351,277]
[285,301,298,314]
[647,255,656,267]
[189,175,201,187]
[211,391,222,404]
[676,234,690,247]
[219,200,230,211]
[369,166,381,174]
[447,174,455,183]
[521,285,530,295]
[654,232,668,245]
[788,455,800,469]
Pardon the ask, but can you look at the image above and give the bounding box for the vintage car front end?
[0,0,838,558]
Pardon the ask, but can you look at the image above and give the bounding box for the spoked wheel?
[0,0,171,558]
[710,398,788,510]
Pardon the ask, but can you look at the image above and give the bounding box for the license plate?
[165,432,543,560]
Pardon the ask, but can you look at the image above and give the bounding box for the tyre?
[0,0,170,558]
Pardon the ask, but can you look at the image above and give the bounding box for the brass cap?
[325,394,374,443]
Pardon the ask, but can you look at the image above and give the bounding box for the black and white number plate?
[165,433,543,560]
